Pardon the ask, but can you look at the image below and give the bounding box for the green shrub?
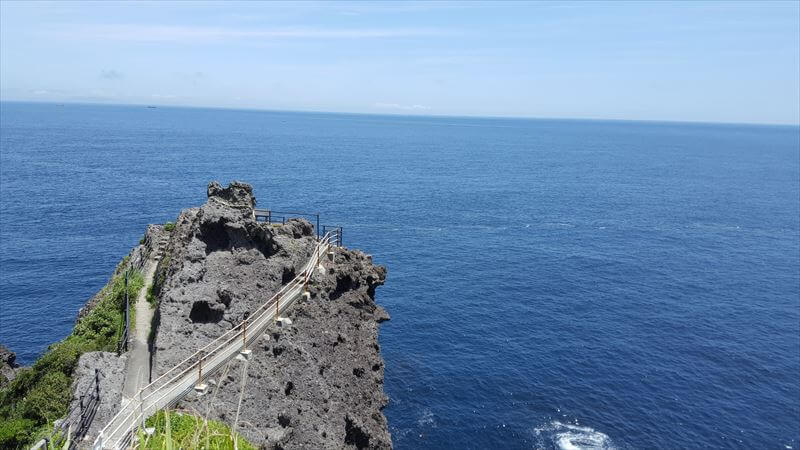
[156,255,170,289]
[19,372,70,424]
[72,304,120,351]
[164,222,175,232]
[146,284,157,308]
[0,417,35,448]
[109,270,144,310]
[32,340,85,379]
[115,255,131,275]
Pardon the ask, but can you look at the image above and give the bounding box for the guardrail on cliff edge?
[253,209,323,239]
[117,271,130,355]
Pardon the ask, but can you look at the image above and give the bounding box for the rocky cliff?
[0,345,20,388]
[144,182,391,449]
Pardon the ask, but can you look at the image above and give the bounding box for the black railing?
[45,369,101,449]
[117,270,129,355]
[253,209,343,245]
[254,209,323,239]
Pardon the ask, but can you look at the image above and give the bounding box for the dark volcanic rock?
[150,181,391,449]
[67,352,125,446]
[0,344,20,387]
[207,180,256,208]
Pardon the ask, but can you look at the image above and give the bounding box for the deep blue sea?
[1,102,798,449]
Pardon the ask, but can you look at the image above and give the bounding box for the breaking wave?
[534,421,615,450]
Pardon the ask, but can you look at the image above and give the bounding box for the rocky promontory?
[148,181,391,448]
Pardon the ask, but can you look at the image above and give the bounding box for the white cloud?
[57,25,452,43]
[374,102,430,111]
[100,69,124,80]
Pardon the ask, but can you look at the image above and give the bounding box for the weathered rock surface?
[0,344,20,387]
[207,180,257,207]
[67,351,125,446]
[149,181,391,449]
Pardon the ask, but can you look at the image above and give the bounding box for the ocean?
[1,101,798,449]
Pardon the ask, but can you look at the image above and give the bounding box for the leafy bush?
[146,284,158,308]
[0,418,36,448]
[164,222,175,232]
[18,372,70,424]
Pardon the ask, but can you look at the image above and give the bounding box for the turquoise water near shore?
[1,102,798,449]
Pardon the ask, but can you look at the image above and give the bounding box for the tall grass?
[137,410,256,450]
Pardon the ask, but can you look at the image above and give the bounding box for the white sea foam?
[534,421,615,450]
[417,408,437,428]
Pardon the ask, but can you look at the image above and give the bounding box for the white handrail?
[94,232,335,449]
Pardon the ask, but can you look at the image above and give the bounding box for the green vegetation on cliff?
[139,410,256,450]
[0,263,144,449]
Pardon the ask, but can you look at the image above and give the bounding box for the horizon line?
[1,99,798,128]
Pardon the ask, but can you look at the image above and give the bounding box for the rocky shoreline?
[1,181,391,449]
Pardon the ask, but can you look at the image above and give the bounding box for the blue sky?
[1,1,798,124]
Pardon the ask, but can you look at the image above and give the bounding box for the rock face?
[66,352,126,446]
[0,344,20,387]
[206,180,256,207]
[150,181,391,449]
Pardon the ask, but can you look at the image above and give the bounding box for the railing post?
[194,350,208,393]
[275,294,280,323]
[124,270,129,352]
[95,368,100,397]
[242,320,247,351]
[65,423,72,450]
[140,389,145,431]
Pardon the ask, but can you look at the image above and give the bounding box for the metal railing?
[35,369,102,449]
[253,209,321,239]
[117,271,130,355]
[93,232,337,450]
[321,225,342,246]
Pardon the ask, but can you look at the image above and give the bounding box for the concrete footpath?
[121,258,158,402]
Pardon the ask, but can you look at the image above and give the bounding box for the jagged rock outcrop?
[66,352,126,446]
[206,180,256,207]
[0,344,20,387]
[149,181,391,449]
